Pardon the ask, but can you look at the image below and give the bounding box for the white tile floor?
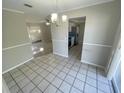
[3,45,114,93]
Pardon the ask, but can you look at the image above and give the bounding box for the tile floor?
[3,45,114,93]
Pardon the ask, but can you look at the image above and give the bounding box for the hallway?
[3,45,114,93]
[68,44,82,61]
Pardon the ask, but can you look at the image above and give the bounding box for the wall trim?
[2,8,24,14]
[26,20,46,24]
[83,43,112,48]
[2,57,33,74]
[52,39,67,42]
[81,60,105,70]
[2,43,31,51]
[53,52,68,58]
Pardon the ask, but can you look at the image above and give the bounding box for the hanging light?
[40,48,44,51]
[45,19,50,26]
[62,15,67,22]
[46,22,50,26]
[51,13,58,23]
[46,0,68,25]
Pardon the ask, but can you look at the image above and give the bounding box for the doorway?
[27,23,53,58]
[68,17,86,60]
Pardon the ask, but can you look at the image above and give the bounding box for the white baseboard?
[53,52,68,58]
[2,57,33,74]
[81,60,105,70]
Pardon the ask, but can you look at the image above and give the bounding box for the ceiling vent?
[24,4,32,8]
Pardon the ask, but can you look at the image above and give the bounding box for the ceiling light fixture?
[46,22,50,26]
[45,0,67,26]
[40,48,44,51]
[62,15,67,22]
[51,13,58,23]
[45,19,50,26]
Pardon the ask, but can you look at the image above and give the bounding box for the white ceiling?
[3,0,114,22]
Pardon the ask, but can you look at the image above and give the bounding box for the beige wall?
[107,20,121,79]
[2,10,30,48]
[2,10,33,73]
[64,0,120,46]
[54,0,120,68]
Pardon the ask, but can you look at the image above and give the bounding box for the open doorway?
[27,23,53,58]
[68,17,86,60]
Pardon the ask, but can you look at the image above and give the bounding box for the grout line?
[108,79,113,93]
[30,57,67,93]
[42,60,66,93]
[18,67,44,93]
[96,67,98,93]
[25,63,54,92]
[69,52,83,93]
[82,65,89,93]
[9,72,24,93]
[54,58,74,93]
[111,80,116,93]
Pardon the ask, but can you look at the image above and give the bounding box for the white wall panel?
[51,18,68,57]
[81,44,111,67]
[2,10,32,73]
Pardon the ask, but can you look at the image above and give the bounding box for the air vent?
[24,4,32,8]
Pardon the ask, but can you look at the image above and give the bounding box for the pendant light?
[51,0,58,23]
[51,13,58,23]
[62,15,67,22]
[46,0,67,25]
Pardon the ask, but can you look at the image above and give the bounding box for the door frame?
[67,16,86,60]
